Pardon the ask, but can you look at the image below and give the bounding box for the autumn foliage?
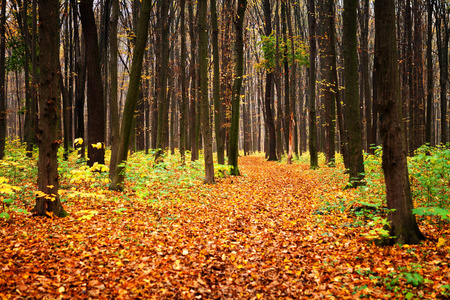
[1,142,450,299]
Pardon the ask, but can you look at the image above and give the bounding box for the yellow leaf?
[237,264,243,269]
[173,260,182,270]
[437,237,446,248]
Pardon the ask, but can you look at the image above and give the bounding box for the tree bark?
[179,0,187,164]
[198,0,215,183]
[0,0,6,159]
[109,0,120,180]
[79,0,106,166]
[425,0,433,144]
[343,0,364,185]
[110,0,151,190]
[307,0,318,169]
[374,0,425,244]
[263,0,278,161]
[229,0,248,176]
[34,0,66,217]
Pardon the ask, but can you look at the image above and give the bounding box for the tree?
[343,0,364,185]
[198,0,215,183]
[33,0,66,217]
[0,0,6,160]
[321,0,337,165]
[79,0,106,166]
[179,0,187,164]
[109,0,120,180]
[307,0,318,169]
[262,0,277,161]
[374,0,425,244]
[155,0,171,161]
[110,0,152,191]
[229,0,248,176]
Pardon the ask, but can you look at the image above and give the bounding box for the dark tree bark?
[72,0,86,159]
[179,0,187,164]
[155,0,171,161]
[374,0,425,245]
[321,0,337,165]
[34,0,66,217]
[188,0,199,161]
[343,0,364,185]
[435,1,449,145]
[211,0,225,165]
[281,0,291,163]
[0,0,5,159]
[263,0,278,161]
[110,0,151,191]
[229,0,248,176]
[358,0,371,153]
[109,0,120,180]
[425,0,433,144]
[79,0,106,166]
[307,0,318,169]
[23,0,34,158]
[198,0,215,183]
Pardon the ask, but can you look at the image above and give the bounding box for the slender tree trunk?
[79,0,106,166]
[188,0,198,161]
[374,0,425,245]
[343,0,364,185]
[34,0,66,217]
[211,0,225,165]
[425,0,433,144]
[0,0,6,159]
[263,0,278,161]
[307,0,318,169]
[198,0,215,183]
[110,0,151,190]
[321,0,337,165]
[155,0,171,161]
[229,0,248,176]
[179,0,187,164]
[109,0,120,180]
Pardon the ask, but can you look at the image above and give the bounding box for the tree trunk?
[188,0,199,161]
[179,0,187,164]
[198,0,215,183]
[109,0,120,180]
[229,0,248,176]
[307,0,318,169]
[34,0,66,217]
[110,0,151,191]
[374,0,425,244]
[425,0,433,144]
[321,0,337,165]
[154,0,171,161]
[263,0,278,161]
[343,0,364,185]
[23,0,34,158]
[79,0,106,166]
[0,0,6,159]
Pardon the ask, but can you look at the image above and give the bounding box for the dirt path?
[0,156,447,299]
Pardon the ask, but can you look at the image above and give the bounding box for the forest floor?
[1,148,450,299]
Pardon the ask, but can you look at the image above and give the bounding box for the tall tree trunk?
[211,0,225,165]
[109,0,120,180]
[188,0,199,161]
[179,0,187,164]
[425,0,433,144]
[263,0,278,161]
[343,0,364,185]
[281,0,291,163]
[374,0,425,245]
[307,0,318,169]
[0,0,6,159]
[198,0,215,183]
[79,0,106,166]
[321,0,337,165]
[154,0,171,161]
[229,0,248,176]
[22,0,34,157]
[110,0,151,190]
[34,0,66,217]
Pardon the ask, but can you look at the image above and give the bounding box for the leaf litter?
[1,154,450,299]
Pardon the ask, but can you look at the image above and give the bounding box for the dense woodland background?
[0,0,448,164]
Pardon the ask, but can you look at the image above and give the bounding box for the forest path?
[0,155,445,299]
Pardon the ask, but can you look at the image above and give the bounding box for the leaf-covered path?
[1,156,449,299]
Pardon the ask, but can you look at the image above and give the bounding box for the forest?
[0,0,450,298]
